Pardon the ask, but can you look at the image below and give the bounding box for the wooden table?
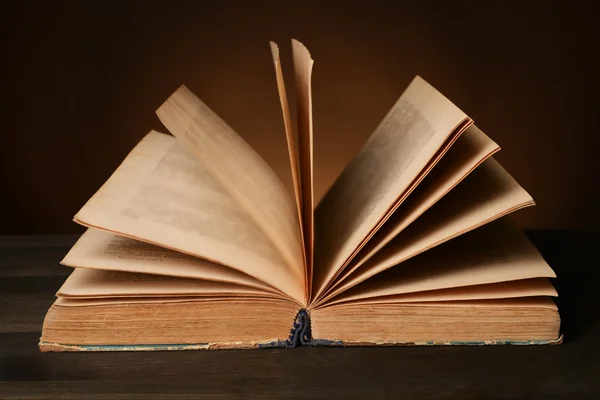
[1,232,599,399]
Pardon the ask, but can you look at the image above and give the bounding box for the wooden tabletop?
[1,231,599,399]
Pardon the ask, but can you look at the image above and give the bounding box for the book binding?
[286,309,312,348]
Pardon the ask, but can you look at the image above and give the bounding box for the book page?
[319,157,535,304]
[54,296,292,307]
[321,124,499,293]
[373,296,559,310]
[58,268,282,299]
[74,131,304,303]
[269,41,307,293]
[324,279,556,307]
[156,85,305,298]
[321,218,555,306]
[62,228,281,294]
[291,39,315,295]
[312,76,471,299]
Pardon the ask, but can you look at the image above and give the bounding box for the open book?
[40,40,561,351]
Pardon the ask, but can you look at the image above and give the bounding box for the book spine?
[286,309,311,348]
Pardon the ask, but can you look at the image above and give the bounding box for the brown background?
[1,0,598,234]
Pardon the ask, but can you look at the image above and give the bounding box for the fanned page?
[316,124,499,297]
[155,86,306,301]
[291,39,315,296]
[319,156,535,304]
[313,76,472,299]
[73,131,304,304]
[343,124,499,276]
[269,40,315,300]
[62,228,282,295]
[325,279,557,307]
[269,42,305,270]
[318,217,556,307]
[58,268,283,300]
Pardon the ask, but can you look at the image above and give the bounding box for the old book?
[39,39,561,351]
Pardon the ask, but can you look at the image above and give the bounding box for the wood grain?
[0,232,599,399]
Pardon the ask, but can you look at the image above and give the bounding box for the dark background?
[1,0,598,234]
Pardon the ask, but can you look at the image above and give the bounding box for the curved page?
[321,219,556,305]
[58,268,283,299]
[54,296,294,306]
[62,228,281,295]
[270,41,311,297]
[318,158,535,305]
[156,86,305,295]
[337,125,499,281]
[73,131,303,303]
[323,279,556,307]
[313,76,470,299]
[291,39,315,293]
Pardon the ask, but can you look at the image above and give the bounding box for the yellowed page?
[317,296,559,312]
[269,41,307,292]
[59,269,279,299]
[313,76,470,298]
[54,296,288,306]
[291,39,315,295]
[389,297,558,310]
[320,218,555,305]
[339,124,499,280]
[324,279,556,307]
[62,228,281,294]
[57,268,281,299]
[321,119,470,299]
[319,158,535,304]
[156,85,305,299]
[74,131,304,303]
